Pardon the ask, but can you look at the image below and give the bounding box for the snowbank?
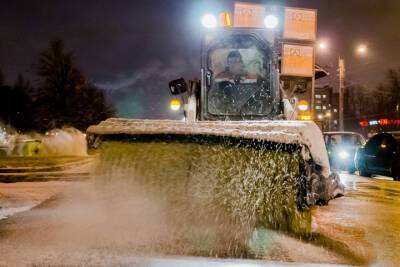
[0,205,35,220]
[0,128,87,157]
[41,128,87,156]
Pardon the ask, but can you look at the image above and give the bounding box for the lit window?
[322,105,327,110]
[334,109,337,112]
[316,105,321,110]
[322,94,327,99]
[334,120,338,124]
[315,94,321,99]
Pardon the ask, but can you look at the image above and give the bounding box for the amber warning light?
[219,12,231,27]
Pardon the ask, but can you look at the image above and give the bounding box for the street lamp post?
[338,57,345,131]
[317,41,367,131]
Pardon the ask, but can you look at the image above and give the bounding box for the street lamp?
[317,41,328,50]
[356,44,368,55]
[317,41,368,131]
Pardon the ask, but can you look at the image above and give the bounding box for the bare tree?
[0,68,4,86]
[35,39,113,131]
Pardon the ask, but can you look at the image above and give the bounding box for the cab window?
[207,35,273,117]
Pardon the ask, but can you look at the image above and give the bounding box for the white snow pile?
[0,127,9,146]
[87,118,331,176]
[41,128,87,156]
[0,128,87,157]
[0,205,35,220]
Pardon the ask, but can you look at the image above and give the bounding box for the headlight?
[169,99,181,111]
[339,150,349,159]
[298,100,309,111]
[201,14,217,28]
[264,14,278,29]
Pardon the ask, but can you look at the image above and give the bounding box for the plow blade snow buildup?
[87,119,343,235]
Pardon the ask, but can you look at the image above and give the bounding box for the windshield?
[326,134,366,148]
[207,35,273,117]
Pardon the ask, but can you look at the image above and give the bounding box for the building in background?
[314,86,339,131]
[331,92,339,131]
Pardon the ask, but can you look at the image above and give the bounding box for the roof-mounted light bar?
[201,11,278,29]
[201,13,217,28]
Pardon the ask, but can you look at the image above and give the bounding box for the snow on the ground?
[0,128,6,145]
[0,181,68,220]
[0,205,35,220]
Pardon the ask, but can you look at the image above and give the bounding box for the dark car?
[355,132,400,180]
[323,132,366,173]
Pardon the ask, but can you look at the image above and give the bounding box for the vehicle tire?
[348,167,356,175]
[391,161,400,181]
[359,167,371,177]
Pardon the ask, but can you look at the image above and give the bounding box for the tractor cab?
[169,3,326,123]
[200,29,281,121]
[169,28,282,122]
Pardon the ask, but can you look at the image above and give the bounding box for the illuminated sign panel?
[281,44,314,77]
[360,118,400,127]
[234,2,265,28]
[284,7,317,41]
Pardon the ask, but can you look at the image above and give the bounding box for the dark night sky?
[1,0,400,118]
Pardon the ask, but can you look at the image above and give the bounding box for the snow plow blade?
[87,118,343,234]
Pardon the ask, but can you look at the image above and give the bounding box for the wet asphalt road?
[311,173,400,266]
[0,173,399,266]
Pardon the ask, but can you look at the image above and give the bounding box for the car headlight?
[339,150,349,159]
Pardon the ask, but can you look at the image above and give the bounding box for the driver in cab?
[209,50,266,115]
[215,50,248,84]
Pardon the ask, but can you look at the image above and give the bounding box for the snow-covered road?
[312,173,400,266]
[0,174,399,266]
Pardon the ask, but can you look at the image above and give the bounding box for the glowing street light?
[356,44,367,55]
[201,14,217,28]
[318,41,328,50]
[316,39,370,131]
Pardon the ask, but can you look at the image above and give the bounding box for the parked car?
[323,132,366,173]
[355,132,400,180]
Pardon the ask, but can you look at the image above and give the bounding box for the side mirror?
[169,78,187,95]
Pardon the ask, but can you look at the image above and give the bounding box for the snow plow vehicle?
[87,3,343,238]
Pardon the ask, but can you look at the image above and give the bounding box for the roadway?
[0,173,399,266]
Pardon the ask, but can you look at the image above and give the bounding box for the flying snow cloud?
[95,57,198,92]
[94,57,198,119]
